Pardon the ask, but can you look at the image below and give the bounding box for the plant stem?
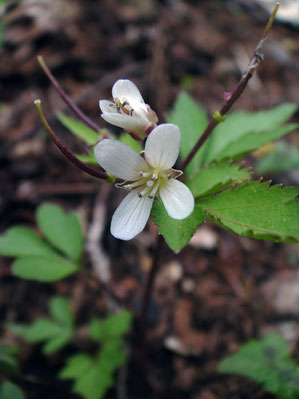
[34,99,110,180]
[181,2,280,171]
[139,234,164,335]
[37,55,102,133]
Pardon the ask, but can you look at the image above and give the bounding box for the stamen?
[139,171,151,177]
[122,180,144,190]
[138,186,151,198]
[147,180,154,187]
[149,180,160,199]
[151,172,158,181]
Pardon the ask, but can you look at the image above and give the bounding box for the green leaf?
[0,227,56,258]
[198,103,297,165]
[59,346,125,399]
[57,113,99,145]
[0,381,25,399]
[119,133,142,153]
[12,255,78,282]
[188,163,251,198]
[89,310,133,342]
[152,201,205,252]
[0,344,19,377]
[167,92,208,177]
[76,150,98,165]
[12,297,74,354]
[49,296,73,327]
[198,181,299,242]
[36,203,83,261]
[215,123,298,162]
[218,333,299,399]
[256,142,299,174]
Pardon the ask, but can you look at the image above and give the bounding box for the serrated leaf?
[167,92,208,177]
[152,201,205,251]
[198,181,299,242]
[57,113,99,145]
[36,203,83,261]
[119,133,142,153]
[59,343,126,399]
[215,123,298,162]
[188,163,251,198]
[17,315,73,355]
[256,142,299,174]
[12,255,78,282]
[198,103,297,165]
[49,297,73,327]
[89,310,132,342]
[0,381,25,399]
[218,333,299,399]
[0,227,56,258]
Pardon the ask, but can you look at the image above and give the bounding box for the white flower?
[94,123,194,240]
[99,79,158,140]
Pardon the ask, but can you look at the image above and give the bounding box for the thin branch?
[37,55,102,133]
[139,234,164,332]
[181,2,280,171]
[34,99,110,180]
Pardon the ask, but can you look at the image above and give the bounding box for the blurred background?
[0,0,299,398]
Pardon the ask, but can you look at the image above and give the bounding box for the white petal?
[101,112,148,135]
[112,79,144,103]
[94,139,149,180]
[99,100,117,114]
[159,179,194,220]
[111,190,154,240]
[144,124,181,170]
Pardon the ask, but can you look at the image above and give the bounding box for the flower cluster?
[95,80,194,240]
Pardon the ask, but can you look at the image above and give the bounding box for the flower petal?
[159,179,194,219]
[144,124,181,170]
[94,139,149,180]
[99,100,117,114]
[112,79,144,103]
[111,190,154,240]
[101,112,148,135]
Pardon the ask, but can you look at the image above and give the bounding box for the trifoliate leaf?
[167,92,208,177]
[60,341,127,399]
[198,181,299,242]
[14,297,74,354]
[57,113,99,145]
[49,296,73,328]
[36,203,83,261]
[12,255,78,282]
[89,310,132,342]
[198,103,297,165]
[188,163,251,198]
[0,227,56,258]
[0,381,25,399]
[218,333,299,399]
[152,201,205,252]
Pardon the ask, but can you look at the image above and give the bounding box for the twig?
[37,55,102,133]
[181,2,280,171]
[34,99,109,180]
[139,234,164,336]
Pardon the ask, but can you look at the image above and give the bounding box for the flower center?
[118,169,174,200]
[114,97,135,117]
